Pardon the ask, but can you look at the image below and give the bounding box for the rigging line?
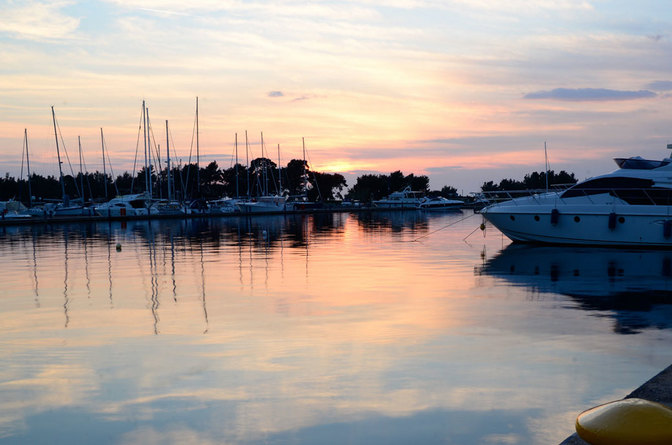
[103,138,119,195]
[304,140,322,200]
[149,119,162,171]
[19,133,25,202]
[229,135,236,169]
[55,117,81,198]
[131,106,143,194]
[80,143,94,200]
[184,111,197,197]
[409,212,477,242]
[20,133,25,181]
[169,126,186,200]
[147,118,164,200]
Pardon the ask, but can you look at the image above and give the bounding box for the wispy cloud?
[0,1,80,41]
[268,91,284,98]
[646,80,672,91]
[523,88,656,101]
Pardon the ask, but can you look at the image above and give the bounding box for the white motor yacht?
[418,196,463,211]
[481,145,672,246]
[373,187,426,209]
[95,193,158,217]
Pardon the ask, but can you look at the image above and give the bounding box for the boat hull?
[483,201,672,247]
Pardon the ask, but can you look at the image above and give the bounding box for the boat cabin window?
[560,176,672,205]
[561,177,654,198]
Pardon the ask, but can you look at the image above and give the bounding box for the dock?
[0,204,456,227]
[560,364,672,444]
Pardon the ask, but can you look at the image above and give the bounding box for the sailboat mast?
[142,101,149,195]
[78,136,85,202]
[196,96,200,195]
[544,141,549,192]
[100,128,108,200]
[166,120,172,202]
[146,105,153,197]
[24,129,33,207]
[302,136,307,191]
[245,130,250,198]
[302,137,306,163]
[235,133,239,199]
[261,131,266,195]
[51,106,66,201]
[277,143,282,193]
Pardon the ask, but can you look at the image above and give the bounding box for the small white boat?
[95,193,158,217]
[0,200,33,220]
[373,187,426,209]
[417,196,463,211]
[481,145,672,246]
[207,198,240,215]
[155,200,187,216]
[237,195,288,213]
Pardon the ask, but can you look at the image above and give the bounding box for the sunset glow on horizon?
[1,0,672,192]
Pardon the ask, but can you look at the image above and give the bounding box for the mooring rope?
[410,212,478,242]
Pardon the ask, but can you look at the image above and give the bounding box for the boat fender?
[608,212,617,230]
[550,208,559,225]
[664,220,672,239]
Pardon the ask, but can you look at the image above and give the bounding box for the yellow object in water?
[575,398,672,445]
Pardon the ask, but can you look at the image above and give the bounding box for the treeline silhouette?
[2,161,574,206]
[480,170,577,191]
[0,158,347,205]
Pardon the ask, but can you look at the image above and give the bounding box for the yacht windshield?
[614,157,670,169]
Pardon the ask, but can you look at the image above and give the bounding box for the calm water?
[1,211,671,445]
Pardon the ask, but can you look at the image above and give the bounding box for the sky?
[1,0,672,194]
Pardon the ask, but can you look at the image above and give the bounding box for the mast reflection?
[478,245,672,334]
[63,231,70,328]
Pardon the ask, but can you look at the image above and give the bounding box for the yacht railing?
[475,185,571,207]
[477,185,672,207]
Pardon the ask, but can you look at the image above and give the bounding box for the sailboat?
[48,107,98,217]
[236,132,288,213]
[286,137,321,211]
[154,119,188,216]
[3,129,35,220]
[95,102,159,217]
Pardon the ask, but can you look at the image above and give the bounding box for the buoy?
[116,243,122,251]
[480,223,486,231]
[575,398,672,445]
[608,212,617,230]
[551,208,559,225]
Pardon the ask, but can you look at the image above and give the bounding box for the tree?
[439,185,458,198]
[346,171,429,202]
[307,171,347,201]
[480,170,577,192]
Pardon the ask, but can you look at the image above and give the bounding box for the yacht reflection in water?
[478,245,672,334]
[354,210,432,233]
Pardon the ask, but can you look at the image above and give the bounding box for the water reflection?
[2,213,671,445]
[478,244,672,334]
[353,210,431,233]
